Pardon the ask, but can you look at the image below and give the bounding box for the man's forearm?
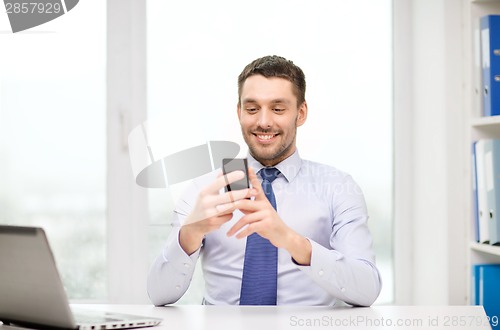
[284,230,312,266]
[179,227,204,255]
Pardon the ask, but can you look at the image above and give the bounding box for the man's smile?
[254,133,279,144]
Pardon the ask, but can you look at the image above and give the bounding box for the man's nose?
[257,109,273,129]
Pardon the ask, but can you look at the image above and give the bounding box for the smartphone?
[222,158,250,192]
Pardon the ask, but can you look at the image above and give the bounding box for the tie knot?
[259,167,280,183]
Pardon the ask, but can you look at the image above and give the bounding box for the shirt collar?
[246,149,302,183]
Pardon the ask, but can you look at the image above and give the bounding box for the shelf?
[471,115,500,127]
[470,241,500,256]
[471,116,500,139]
[472,0,500,3]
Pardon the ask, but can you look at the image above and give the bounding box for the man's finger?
[230,198,258,213]
[247,167,267,201]
[215,201,237,214]
[226,212,261,237]
[182,208,235,226]
[235,224,258,239]
[213,187,254,206]
[207,169,246,194]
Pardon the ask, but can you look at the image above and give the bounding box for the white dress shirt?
[147,150,382,306]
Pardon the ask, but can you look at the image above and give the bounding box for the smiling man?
[238,73,306,166]
[147,55,382,306]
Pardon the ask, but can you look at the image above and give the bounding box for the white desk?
[0,304,493,330]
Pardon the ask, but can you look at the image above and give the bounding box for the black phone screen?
[222,158,249,192]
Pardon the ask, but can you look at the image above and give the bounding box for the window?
[147,0,393,304]
[0,0,106,300]
[0,0,392,304]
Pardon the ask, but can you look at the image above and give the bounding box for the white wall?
[394,0,467,305]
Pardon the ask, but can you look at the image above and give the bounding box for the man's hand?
[179,170,256,255]
[226,168,312,265]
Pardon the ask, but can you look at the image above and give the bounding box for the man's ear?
[237,103,242,121]
[296,101,308,127]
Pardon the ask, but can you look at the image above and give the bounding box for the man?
[147,55,382,306]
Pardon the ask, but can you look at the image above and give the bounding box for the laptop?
[0,225,162,330]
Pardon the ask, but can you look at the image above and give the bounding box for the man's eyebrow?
[241,98,291,104]
[270,99,290,105]
[241,98,257,104]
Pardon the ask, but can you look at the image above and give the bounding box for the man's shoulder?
[298,158,365,197]
[299,158,352,181]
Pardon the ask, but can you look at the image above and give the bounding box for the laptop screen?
[0,225,161,330]
[0,225,78,329]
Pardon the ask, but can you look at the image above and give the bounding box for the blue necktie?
[239,167,280,305]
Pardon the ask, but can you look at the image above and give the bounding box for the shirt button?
[184,263,190,268]
[175,285,181,290]
[341,287,346,293]
[318,270,324,277]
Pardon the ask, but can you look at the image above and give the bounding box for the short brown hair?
[237,55,306,106]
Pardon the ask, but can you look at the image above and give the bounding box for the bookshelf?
[466,0,500,305]
[471,242,500,257]
[471,115,500,128]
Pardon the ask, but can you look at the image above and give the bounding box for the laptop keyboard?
[70,308,160,329]
[74,312,123,324]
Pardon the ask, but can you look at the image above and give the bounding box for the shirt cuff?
[162,227,201,272]
[294,238,344,282]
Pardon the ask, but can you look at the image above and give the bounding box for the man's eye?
[273,108,285,112]
[246,108,257,113]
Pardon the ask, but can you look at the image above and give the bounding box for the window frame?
[106,0,150,303]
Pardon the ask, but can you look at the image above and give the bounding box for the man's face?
[237,75,307,166]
